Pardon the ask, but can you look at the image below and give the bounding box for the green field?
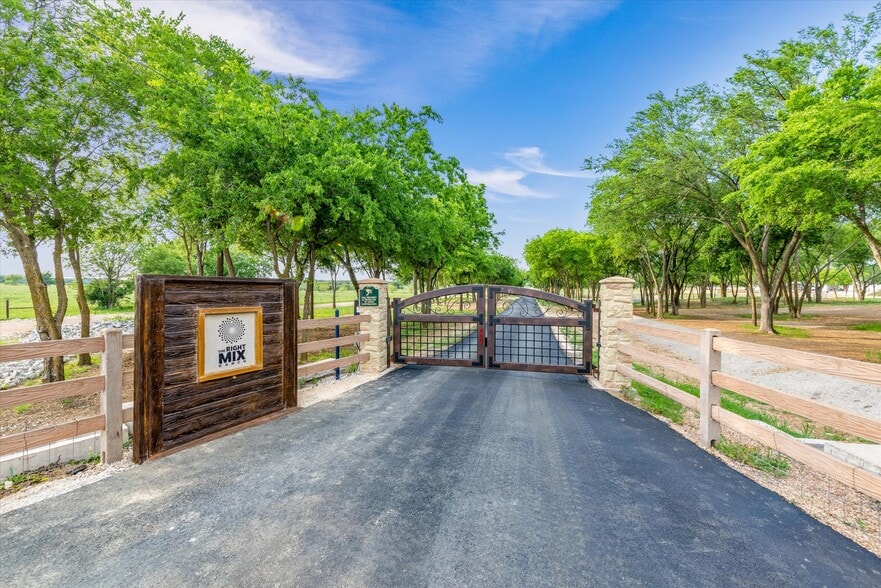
[0,281,414,321]
[306,283,412,306]
[0,283,134,320]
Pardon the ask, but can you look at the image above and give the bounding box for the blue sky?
[2,0,877,277]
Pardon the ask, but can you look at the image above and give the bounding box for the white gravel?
[0,457,137,515]
[630,317,881,420]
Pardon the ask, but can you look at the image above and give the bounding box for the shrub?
[85,278,134,309]
[2,274,25,285]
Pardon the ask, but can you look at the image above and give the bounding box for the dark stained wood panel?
[134,276,297,462]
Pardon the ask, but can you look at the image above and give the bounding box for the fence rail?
[3,308,377,471]
[615,318,881,502]
[4,298,32,319]
[298,313,372,379]
[0,329,132,464]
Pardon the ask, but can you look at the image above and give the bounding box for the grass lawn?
[850,322,881,332]
[0,281,415,322]
[306,283,412,306]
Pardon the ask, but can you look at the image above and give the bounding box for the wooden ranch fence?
[0,329,133,464]
[297,313,371,378]
[1,313,377,469]
[614,319,881,502]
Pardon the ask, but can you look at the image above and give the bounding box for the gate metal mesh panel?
[494,324,583,366]
[400,322,479,361]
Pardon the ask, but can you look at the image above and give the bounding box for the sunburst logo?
[218,317,246,344]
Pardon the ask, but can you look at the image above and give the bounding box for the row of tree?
[1,0,503,381]
[523,229,617,300]
[524,225,878,323]
[584,5,881,333]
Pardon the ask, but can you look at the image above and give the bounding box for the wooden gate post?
[598,277,635,389]
[358,279,389,374]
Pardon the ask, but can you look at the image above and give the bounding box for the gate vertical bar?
[392,298,401,363]
[595,306,601,377]
[486,286,497,368]
[283,280,298,408]
[475,285,486,367]
[583,300,593,375]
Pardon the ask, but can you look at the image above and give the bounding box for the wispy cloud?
[135,1,618,103]
[465,168,554,199]
[467,146,595,199]
[135,0,364,79]
[504,147,593,178]
[364,1,618,103]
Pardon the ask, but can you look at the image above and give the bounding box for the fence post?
[334,308,341,380]
[101,328,124,463]
[598,277,635,389]
[699,328,722,447]
[358,279,388,374]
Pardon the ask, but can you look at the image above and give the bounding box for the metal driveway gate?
[393,285,593,375]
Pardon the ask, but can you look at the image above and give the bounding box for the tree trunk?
[223,248,236,277]
[654,271,665,320]
[68,242,92,366]
[332,245,359,292]
[48,228,68,380]
[182,233,195,275]
[3,223,64,381]
[759,289,775,334]
[740,262,757,327]
[215,251,224,277]
[196,242,205,276]
[302,247,316,320]
[851,213,881,270]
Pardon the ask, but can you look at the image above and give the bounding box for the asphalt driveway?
[2,366,879,586]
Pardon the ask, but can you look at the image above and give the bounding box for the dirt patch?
[0,351,135,437]
[640,300,881,363]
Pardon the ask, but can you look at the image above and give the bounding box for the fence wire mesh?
[399,322,479,361]
[494,324,583,367]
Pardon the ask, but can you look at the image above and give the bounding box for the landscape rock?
[1,319,134,390]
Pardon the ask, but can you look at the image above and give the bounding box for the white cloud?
[465,168,554,199]
[425,1,618,91]
[133,1,619,102]
[135,0,364,79]
[504,147,593,179]
[316,0,619,103]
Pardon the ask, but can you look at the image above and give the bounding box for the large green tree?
[1,0,146,379]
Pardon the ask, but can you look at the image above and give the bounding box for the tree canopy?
[1,0,503,381]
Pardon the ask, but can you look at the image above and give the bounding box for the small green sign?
[359,286,380,307]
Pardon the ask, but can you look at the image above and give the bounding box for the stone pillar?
[598,276,635,390]
[358,278,389,374]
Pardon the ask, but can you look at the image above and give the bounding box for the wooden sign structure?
[134,276,297,462]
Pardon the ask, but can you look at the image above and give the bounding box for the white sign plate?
[197,306,263,382]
